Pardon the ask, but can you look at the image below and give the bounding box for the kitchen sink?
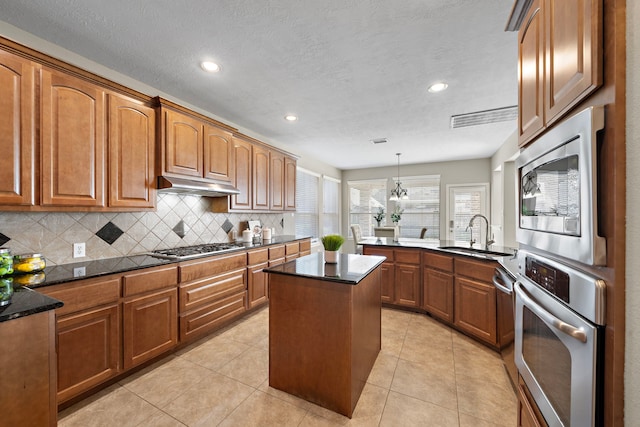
[437,246,513,258]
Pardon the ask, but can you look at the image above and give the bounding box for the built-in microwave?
[516,106,606,266]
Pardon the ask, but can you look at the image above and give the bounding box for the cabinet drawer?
[247,248,269,265]
[180,268,246,312]
[285,242,299,255]
[123,265,178,296]
[179,252,246,282]
[269,257,285,267]
[269,245,285,260]
[455,258,497,283]
[180,292,246,342]
[424,251,454,272]
[363,247,394,261]
[299,239,311,252]
[395,248,421,265]
[40,276,121,316]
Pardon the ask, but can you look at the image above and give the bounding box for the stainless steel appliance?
[514,250,605,426]
[516,106,606,265]
[149,242,246,260]
[493,263,516,388]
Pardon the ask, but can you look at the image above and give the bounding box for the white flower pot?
[324,250,339,263]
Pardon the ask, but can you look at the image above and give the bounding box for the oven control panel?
[525,257,570,303]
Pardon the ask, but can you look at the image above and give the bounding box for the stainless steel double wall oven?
[515,106,606,426]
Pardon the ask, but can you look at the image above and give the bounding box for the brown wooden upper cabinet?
[159,105,234,184]
[284,155,296,211]
[517,0,602,147]
[41,67,107,207]
[0,50,37,206]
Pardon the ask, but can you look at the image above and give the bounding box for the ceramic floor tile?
[459,412,512,427]
[380,326,405,357]
[391,358,458,410]
[366,351,399,389]
[119,356,213,408]
[216,389,308,427]
[216,345,269,387]
[57,384,162,427]
[456,374,517,426]
[379,390,460,427]
[178,334,251,371]
[259,380,320,413]
[453,333,509,383]
[161,370,254,426]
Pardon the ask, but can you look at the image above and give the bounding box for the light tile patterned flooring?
[58,307,516,426]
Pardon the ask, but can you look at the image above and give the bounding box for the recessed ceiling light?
[428,82,448,93]
[201,61,220,72]
[284,115,298,121]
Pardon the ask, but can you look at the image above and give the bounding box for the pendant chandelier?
[389,153,408,201]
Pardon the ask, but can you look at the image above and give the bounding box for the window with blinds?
[348,179,387,238]
[397,175,441,239]
[295,168,319,238]
[322,177,341,235]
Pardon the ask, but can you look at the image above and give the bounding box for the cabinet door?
[395,263,421,307]
[163,109,203,178]
[56,303,120,403]
[0,51,37,205]
[284,156,297,210]
[423,268,454,322]
[230,137,252,210]
[204,124,233,182]
[252,144,270,210]
[108,94,155,208]
[380,262,394,303]
[518,0,545,146]
[123,287,178,369]
[41,68,106,206]
[247,261,269,309]
[454,276,497,346]
[270,150,285,210]
[544,0,602,124]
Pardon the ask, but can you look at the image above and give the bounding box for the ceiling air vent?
[370,138,388,144]
[450,106,518,129]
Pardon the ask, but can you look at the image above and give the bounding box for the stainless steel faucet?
[466,214,494,249]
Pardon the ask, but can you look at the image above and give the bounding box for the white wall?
[626,0,640,424]
[490,130,519,248]
[341,158,492,251]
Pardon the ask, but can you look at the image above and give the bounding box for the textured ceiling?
[0,0,518,170]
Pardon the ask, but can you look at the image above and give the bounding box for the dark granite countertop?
[0,285,63,323]
[25,235,311,289]
[360,237,517,261]
[265,252,386,285]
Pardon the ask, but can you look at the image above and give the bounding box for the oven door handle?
[515,282,588,343]
[492,270,513,295]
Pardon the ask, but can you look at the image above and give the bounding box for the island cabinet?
[393,249,421,308]
[362,246,394,303]
[122,265,178,370]
[454,258,498,347]
[178,252,247,342]
[39,275,122,404]
[518,0,603,147]
[0,49,38,206]
[1,310,57,426]
[422,251,454,323]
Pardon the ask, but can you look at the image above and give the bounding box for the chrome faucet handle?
[470,238,476,247]
[485,239,495,248]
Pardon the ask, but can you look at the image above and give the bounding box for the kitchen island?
[266,252,385,418]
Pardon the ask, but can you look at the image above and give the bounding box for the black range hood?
[157,176,240,197]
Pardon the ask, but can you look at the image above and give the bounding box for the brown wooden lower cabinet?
[423,268,454,322]
[123,287,178,369]
[454,276,497,346]
[56,303,121,403]
[247,247,269,309]
[0,310,57,426]
[518,375,548,427]
[362,247,395,303]
[394,263,421,307]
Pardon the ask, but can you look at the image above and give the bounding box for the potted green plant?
[391,206,404,224]
[373,207,385,226]
[321,234,345,263]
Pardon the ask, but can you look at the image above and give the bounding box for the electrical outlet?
[73,242,86,258]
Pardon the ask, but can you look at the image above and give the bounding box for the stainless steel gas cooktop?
[149,243,246,260]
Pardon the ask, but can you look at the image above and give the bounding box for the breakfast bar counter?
[265,253,385,418]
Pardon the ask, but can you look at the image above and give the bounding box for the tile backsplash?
[0,194,287,265]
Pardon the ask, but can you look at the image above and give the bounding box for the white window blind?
[348,179,387,238]
[322,176,341,235]
[397,175,441,239]
[295,168,319,238]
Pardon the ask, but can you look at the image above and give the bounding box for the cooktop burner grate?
[149,242,246,260]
